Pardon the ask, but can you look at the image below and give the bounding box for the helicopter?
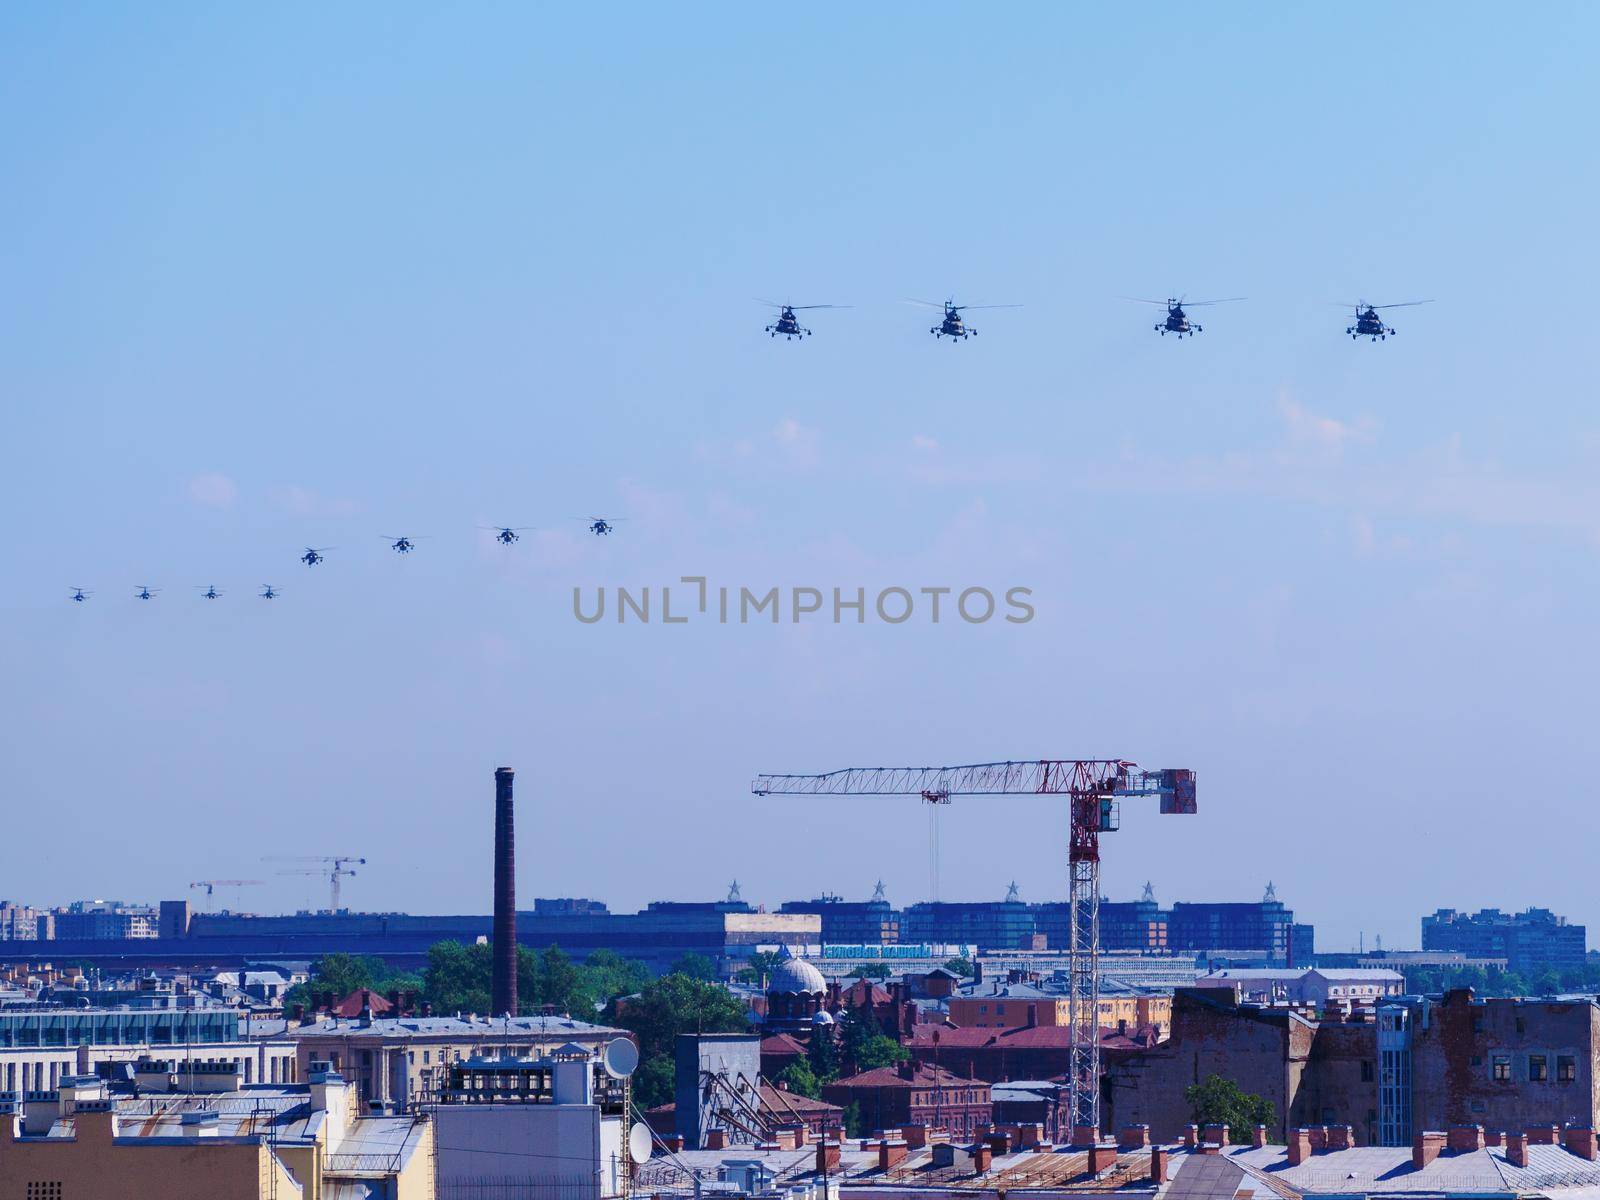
[197,585,223,600]
[759,300,848,340]
[301,547,332,566]
[260,584,280,600]
[135,586,160,600]
[582,518,625,536]
[909,298,1020,341]
[1342,300,1432,341]
[382,536,422,554]
[1124,296,1245,338]
[69,587,92,603]
[481,526,533,545]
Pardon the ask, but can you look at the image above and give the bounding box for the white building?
[1195,967,1405,1006]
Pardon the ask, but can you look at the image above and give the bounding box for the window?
[1361,1060,1374,1083]
[26,1185,63,1200]
[1558,1055,1577,1083]
[1529,1055,1547,1082]
[1492,1055,1511,1082]
[1471,1055,1483,1067]
[1471,1100,1486,1114]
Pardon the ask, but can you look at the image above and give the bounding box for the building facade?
[1422,908,1588,975]
[821,1062,992,1140]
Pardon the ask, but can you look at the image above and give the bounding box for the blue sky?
[3,4,1598,951]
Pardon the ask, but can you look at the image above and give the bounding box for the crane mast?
[753,759,1196,1136]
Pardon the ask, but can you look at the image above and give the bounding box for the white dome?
[769,956,827,995]
[810,1010,836,1026]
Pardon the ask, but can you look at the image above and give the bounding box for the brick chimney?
[491,767,518,1018]
[1413,1131,1445,1169]
[1088,1144,1119,1173]
[1072,1125,1098,1149]
[878,1138,908,1171]
[815,1141,840,1173]
[1530,1125,1560,1145]
[1150,1146,1170,1183]
[1252,1125,1269,1149]
[972,1144,992,1173]
[1506,1132,1528,1168]
[1183,1124,1200,1148]
[1447,1126,1485,1153]
[1118,1125,1151,1149]
[1202,1123,1230,1147]
[1327,1125,1352,1151]
[1307,1126,1328,1151]
[1565,1128,1598,1161]
[1287,1129,1312,1166]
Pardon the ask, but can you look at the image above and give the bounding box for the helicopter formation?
[756,296,1433,342]
[67,519,628,601]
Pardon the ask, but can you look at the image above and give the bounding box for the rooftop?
[289,1013,622,1041]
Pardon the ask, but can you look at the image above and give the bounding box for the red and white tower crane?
[753,759,1196,1136]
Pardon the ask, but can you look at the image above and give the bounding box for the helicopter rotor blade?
[1184,297,1247,306]
[788,304,851,310]
[904,299,947,309]
[1118,297,1171,306]
[959,304,1022,310]
[1370,300,1434,309]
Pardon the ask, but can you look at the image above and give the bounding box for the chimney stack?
[492,767,518,1018]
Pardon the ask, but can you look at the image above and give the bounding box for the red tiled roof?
[761,1033,808,1056]
[329,988,394,1018]
[829,1062,984,1090]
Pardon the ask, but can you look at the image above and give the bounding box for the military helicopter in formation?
[259,584,280,599]
[583,518,624,536]
[383,536,422,554]
[481,525,533,545]
[909,298,1021,341]
[1124,296,1245,338]
[69,587,91,603]
[760,300,848,340]
[301,547,332,566]
[197,585,223,600]
[1342,300,1431,341]
[135,586,159,600]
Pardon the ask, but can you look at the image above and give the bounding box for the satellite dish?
[603,1037,640,1079]
[629,1122,653,1164]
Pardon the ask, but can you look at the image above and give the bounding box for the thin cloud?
[187,472,237,509]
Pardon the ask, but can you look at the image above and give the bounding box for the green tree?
[581,950,651,1009]
[633,1055,675,1110]
[669,953,718,982]
[842,1100,864,1139]
[850,962,891,980]
[839,1004,907,1073]
[778,1059,821,1099]
[424,940,493,1015]
[604,971,749,1108]
[942,957,974,977]
[284,953,421,1011]
[1185,1074,1277,1143]
[807,1029,842,1084]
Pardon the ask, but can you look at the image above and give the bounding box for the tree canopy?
[603,971,749,1107]
[1185,1074,1276,1143]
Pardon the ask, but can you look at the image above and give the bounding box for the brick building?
[821,1062,992,1140]
[1103,988,1379,1144]
[905,1022,1162,1085]
[1377,989,1600,1144]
